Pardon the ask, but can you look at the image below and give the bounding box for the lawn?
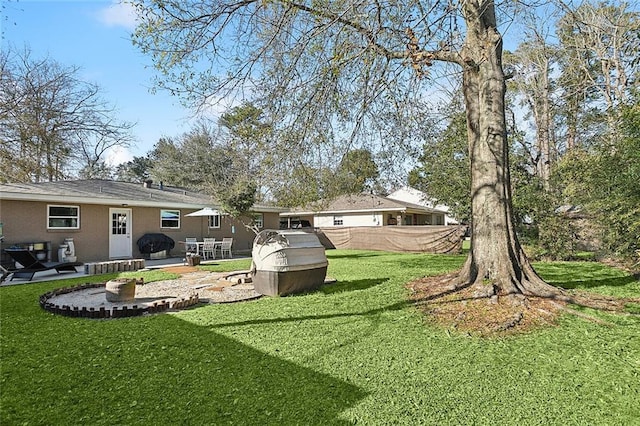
[1,250,639,425]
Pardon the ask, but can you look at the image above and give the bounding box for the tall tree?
[554,95,640,260]
[505,11,559,189]
[114,156,153,182]
[269,163,327,208]
[147,126,232,190]
[409,110,471,224]
[130,0,569,297]
[78,161,113,180]
[556,1,640,149]
[0,46,135,183]
[334,148,380,195]
[217,103,270,202]
[147,120,259,214]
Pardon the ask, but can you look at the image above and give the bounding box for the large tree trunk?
[458,1,559,297]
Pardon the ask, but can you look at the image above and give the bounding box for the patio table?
[180,240,222,257]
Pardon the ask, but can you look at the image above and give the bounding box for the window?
[333,216,344,226]
[279,217,312,229]
[252,213,264,229]
[48,205,80,229]
[161,210,180,229]
[111,212,128,235]
[208,214,221,229]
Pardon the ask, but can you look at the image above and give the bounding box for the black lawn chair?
[4,248,83,281]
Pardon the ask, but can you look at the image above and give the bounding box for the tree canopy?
[0,46,135,182]
[143,121,258,214]
[409,109,471,224]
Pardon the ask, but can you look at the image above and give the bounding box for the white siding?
[315,213,384,227]
[314,215,335,227]
[388,187,458,225]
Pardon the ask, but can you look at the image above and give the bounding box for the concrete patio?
[1,254,250,286]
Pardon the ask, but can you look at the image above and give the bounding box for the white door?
[109,208,132,259]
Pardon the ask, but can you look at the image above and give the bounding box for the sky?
[1,0,199,164]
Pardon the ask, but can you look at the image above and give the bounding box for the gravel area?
[45,271,262,312]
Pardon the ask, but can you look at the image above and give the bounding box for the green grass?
[1,250,639,425]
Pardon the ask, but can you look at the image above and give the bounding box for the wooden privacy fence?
[317,226,466,254]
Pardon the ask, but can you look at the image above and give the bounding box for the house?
[279,193,464,253]
[387,186,459,225]
[0,179,285,266]
[280,193,449,229]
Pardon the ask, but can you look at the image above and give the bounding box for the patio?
[0,254,250,286]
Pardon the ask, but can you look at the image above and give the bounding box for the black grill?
[136,233,175,254]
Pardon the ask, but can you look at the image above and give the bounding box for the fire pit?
[105,278,136,302]
[39,271,262,319]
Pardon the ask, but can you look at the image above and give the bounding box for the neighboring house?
[387,186,459,226]
[280,193,449,228]
[0,179,284,265]
[280,193,463,253]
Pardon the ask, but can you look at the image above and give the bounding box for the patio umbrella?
[185,207,221,217]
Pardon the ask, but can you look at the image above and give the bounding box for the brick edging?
[39,282,200,319]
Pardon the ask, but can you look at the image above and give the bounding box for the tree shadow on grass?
[534,262,639,290]
[390,256,465,272]
[325,251,386,260]
[207,300,411,330]
[320,278,389,294]
[552,275,638,290]
[0,312,367,425]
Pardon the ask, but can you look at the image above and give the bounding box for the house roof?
[387,186,450,211]
[281,193,447,216]
[0,179,285,212]
[387,186,458,224]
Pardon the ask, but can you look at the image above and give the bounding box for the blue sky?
[1,0,197,164]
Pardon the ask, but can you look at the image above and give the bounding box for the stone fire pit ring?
[39,271,263,319]
[40,281,200,319]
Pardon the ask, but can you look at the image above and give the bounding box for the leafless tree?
[556,1,640,149]
[504,8,559,190]
[0,46,135,182]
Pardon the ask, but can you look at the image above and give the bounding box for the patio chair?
[201,238,217,260]
[185,237,198,254]
[219,238,233,259]
[4,248,83,281]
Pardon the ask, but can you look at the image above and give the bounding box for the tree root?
[407,269,639,337]
[495,311,524,332]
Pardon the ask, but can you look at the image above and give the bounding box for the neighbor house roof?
[280,194,447,217]
[0,179,285,213]
[387,186,451,212]
[387,186,459,224]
